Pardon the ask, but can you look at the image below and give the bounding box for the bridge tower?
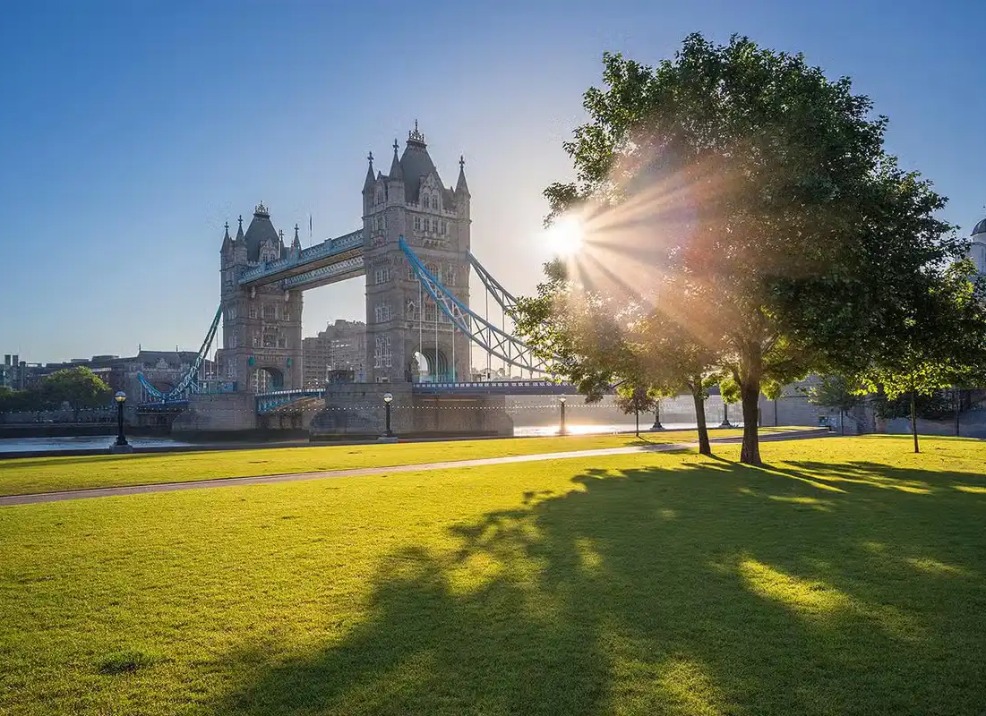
[362,124,472,383]
[217,204,304,392]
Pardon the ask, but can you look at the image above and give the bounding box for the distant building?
[967,215,986,275]
[302,320,367,388]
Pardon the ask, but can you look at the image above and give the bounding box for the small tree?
[858,263,986,453]
[614,384,658,437]
[806,375,863,435]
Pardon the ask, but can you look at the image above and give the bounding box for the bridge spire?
[236,215,244,241]
[221,221,233,251]
[389,139,403,180]
[456,155,470,196]
[292,224,302,251]
[363,150,375,191]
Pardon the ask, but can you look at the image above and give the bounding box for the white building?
[967,216,986,274]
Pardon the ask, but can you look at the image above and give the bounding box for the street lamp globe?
[559,396,567,404]
[383,392,393,404]
[115,391,127,403]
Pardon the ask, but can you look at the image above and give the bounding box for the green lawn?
[0,428,793,497]
[2,435,984,715]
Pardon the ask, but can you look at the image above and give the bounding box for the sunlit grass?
[1,435,984,714]
[0,428,795,497]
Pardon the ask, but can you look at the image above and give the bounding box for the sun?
[544,216,584,258]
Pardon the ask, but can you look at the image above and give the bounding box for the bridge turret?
[217,202,303,394]
[363,123,471,384]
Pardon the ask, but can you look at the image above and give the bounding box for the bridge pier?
[310,382,513,440]
[171,393,258,436]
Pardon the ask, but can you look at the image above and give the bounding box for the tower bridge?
[138,125,568,438]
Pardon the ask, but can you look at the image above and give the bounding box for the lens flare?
[544,216,584,258]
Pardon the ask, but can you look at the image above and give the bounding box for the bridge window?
[263,304,277,320]
[413,216,422,232]
[374,336,392,368]
[252,334,260,347]
[374,303,392,323]
[423,196,431,209]
[249,306,257,319]
[406,300,417,319]
[374,267,390,285]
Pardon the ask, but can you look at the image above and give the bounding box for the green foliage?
[521,33,973,465]
[40,367,112,412]
[718,376,741,405]
[806,375,863,414]
[873,391,953,421]
[613,384,658,415]
[2,437,985,714]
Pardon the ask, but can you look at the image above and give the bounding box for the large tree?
[525,33,964,465]
[41,367,112,420]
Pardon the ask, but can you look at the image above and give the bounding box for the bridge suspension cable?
[137,305,223,402]
[400,237,555,377]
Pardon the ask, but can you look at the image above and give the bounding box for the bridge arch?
[251,366,284,392]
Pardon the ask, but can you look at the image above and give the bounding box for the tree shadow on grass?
[211,456,986,715]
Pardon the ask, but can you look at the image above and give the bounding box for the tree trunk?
[840,410,845,436]
[692,386,711,456]
[954,388,960,438]
[739,378,762,465]
[635,408,639,437]
[910,390,919,454]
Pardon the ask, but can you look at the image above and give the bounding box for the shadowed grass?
[0,435,984,714]
[0,428,793,497]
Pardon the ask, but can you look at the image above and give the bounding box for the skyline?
[1,0,985,362]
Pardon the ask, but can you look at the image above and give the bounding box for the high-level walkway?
[0,429,828,507]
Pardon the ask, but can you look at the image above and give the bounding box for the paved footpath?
[0,429,828,507]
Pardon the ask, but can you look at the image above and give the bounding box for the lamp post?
[559,396,567,436]
[109,391,133,453]
[719,401,733,428]
[651,399,664,431]
[114,391,128,446]
[383,392,394,438]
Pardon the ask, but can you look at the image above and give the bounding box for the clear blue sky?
[1,0,984,362]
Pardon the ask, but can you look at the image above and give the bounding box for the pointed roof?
[363,151,375,192]
[292,224,302,251]
[221,221,233,251]
[388,139,403,180]
[235,215,245,241]
[455,155,470,196]
[243,203,280,262]
[398,123,445,203]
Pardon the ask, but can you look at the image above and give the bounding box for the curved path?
[0,429,829,507]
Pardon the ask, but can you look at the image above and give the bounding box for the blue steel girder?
[256,388,326,414]
[468,251,518,315]
[238,229,364,287]
[137,304,222,402]
[400,236,554,376]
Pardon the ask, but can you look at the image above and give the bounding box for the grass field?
[1,435,984,715]
[0,428,793,497]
